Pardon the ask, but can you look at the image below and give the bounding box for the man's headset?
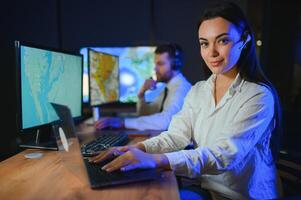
[171,44,183,70]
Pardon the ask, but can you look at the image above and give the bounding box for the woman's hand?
[102,147,157,172]
[89,145,170,172]
[89,145,130,163]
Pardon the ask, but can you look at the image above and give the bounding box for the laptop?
[50,102,162,189]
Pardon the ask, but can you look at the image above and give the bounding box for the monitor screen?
[88,49,119,106]
[80,46,156,103]
[16,42,83,131]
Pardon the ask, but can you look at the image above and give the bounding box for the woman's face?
[198,17,244,75]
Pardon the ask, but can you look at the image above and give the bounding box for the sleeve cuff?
[164,151,187,174]
[124,118,139,130]
[142,139,159,153]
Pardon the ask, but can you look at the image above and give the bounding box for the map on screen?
[80,46,156,103]
[88,50,119,106]
[21,46,82,129]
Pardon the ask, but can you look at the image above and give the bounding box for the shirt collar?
[166,72,183,89]
[205,73,244,96]
[230,73,244,94]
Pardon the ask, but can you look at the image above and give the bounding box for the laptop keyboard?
[81,134,129,157]
[83,157,160,188]
[88,160,124,182]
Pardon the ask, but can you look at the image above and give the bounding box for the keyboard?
[81,134,129,157]
[85,156,126,182]
[83,157,161,188]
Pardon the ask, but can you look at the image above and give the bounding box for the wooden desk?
[0,130,180,200]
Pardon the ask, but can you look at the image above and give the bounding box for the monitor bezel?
[15,40,83,133]
[87,48,120,107]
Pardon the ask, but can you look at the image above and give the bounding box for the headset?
[170,44,183,70]
[239,33,251,50]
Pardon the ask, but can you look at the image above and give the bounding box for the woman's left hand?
[101,147,167,172]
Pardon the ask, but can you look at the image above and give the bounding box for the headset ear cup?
[173,49,182,70]
[245,34,251,44]
[174,56,179,70]
[169,44,183,70]
[239,34,251,50]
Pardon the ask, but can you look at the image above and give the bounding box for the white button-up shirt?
[125,73,191,130]
[142,74,281,200]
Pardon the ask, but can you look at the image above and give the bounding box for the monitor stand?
[93,107,100,122]
[19,125,58,150]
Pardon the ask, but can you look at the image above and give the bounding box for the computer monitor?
[15,41,83,149]
[80,46,156,103]
[88,49,119,106]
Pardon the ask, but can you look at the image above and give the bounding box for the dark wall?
[1,1,16,160]
[151,0,207,82]
[59,1,153,48]
[1,0,59,160]
[261,0,301,152]
[58,0,207,82]
[262,1,299,109]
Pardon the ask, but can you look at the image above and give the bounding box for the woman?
[90,1,282,199]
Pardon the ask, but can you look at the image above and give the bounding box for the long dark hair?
[198,1,283,161]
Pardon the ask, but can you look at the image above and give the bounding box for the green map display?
[21,46,82,129]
